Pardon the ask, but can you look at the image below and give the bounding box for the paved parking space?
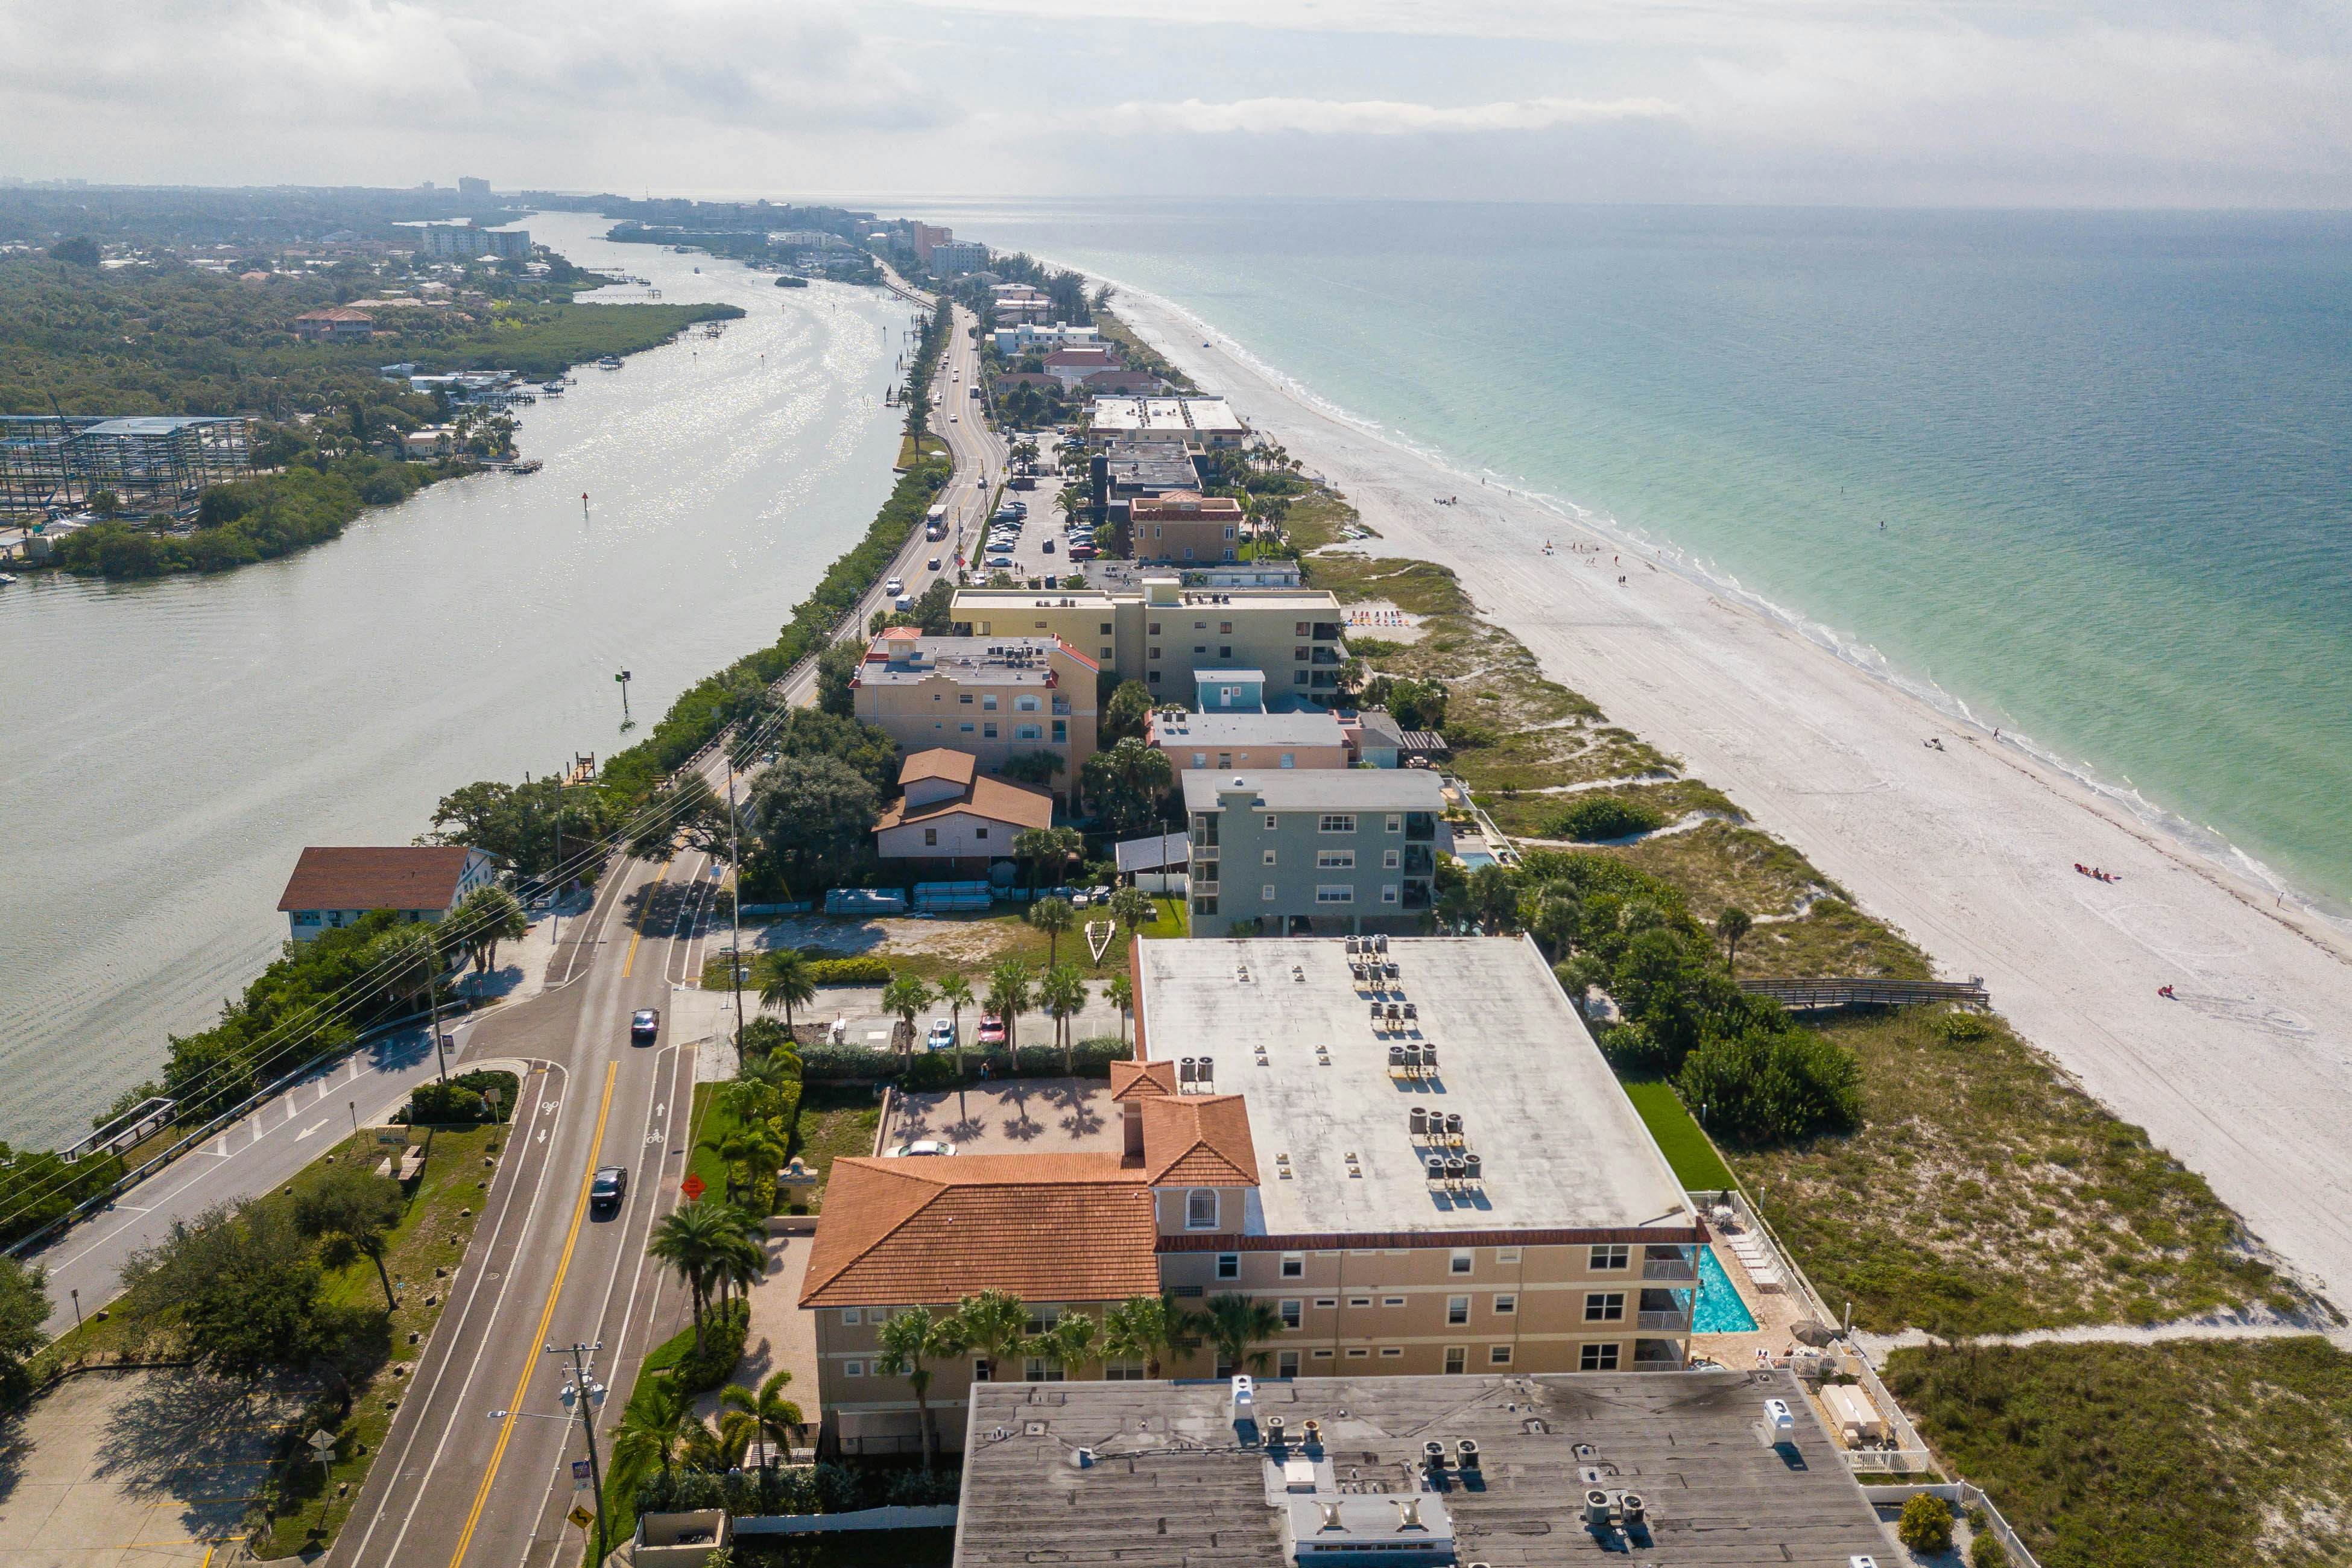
[0,1368,297,1568]
[885,1078,1122,1157]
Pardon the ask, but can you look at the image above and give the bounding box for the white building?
[993,321,1104,358]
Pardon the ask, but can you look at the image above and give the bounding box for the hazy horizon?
[4,0,2348,211]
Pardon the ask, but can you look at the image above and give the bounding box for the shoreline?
[1098,277,2352,1312]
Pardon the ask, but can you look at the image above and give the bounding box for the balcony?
[1403,846,1434,877]
[1311,622,1343,641]
[1190,844,1219,862]
[1640,1259,1696,1283]
[1403,814,1437,843]
[1310,646,1344,666]
[1401,880,1432,911]
[1637,1308,1692,1332]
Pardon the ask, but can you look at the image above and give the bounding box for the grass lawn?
[784,1083,884,1213]
[684,1081,740,1207]
[897,431,950,468]
[1617,1078,1736,1191]
[250,1118,507,1557]
[1136,893,1187,940]
[1731,1008,2312,1337]
[1885,1337,2352,1568]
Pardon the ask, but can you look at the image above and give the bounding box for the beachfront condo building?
[1129,490,1245,564]
[849,631,1099,803]
[1183,769,1449,935]
[950,577,1348,699]
[799,936,1702,1457]
[1147,708,1353,774]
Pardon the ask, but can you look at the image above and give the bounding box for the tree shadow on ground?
[92,1367,305,1537]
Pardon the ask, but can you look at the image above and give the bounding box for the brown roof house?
[873,749,1056,868]
[293,306,377,343]
[277,845,498,943]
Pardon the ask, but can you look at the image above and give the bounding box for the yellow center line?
[619,856,674,979]
[446,1061,618,1568]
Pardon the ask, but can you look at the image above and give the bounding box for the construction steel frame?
[0,414,254,520]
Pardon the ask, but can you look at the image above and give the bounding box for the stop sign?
[680,1174,706,1200]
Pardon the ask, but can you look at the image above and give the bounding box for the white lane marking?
[294,1120,327,1142]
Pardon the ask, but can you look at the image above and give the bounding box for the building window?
[1451,1250,1475,1275]
[1294,645,1309,662]
[1498,1248,1522,1263]
[1262,885,1277,902]
[1149,671,1162,684]
[983,695,999,710]
[1218,752,1233,769]
[1149,647,1163,660]
[975,827,988,841]
[1189,1192,1221,1230]
[1591,1244,1630,1271]
[1263,849,1278,865]
[1317,850,1355,869]
[1016,695,1041,712]
[1345,1348,1370,1359]
[1193,896,1218,915]
[1383,849,1400,869]
[1149,622,1162,635]
[1447,1295,1470,1325]
[1380,1347,1404,1359]
[1281,1255,1304,1278]
[1312,1348,1335,1360]
[1279,1300,1302,1329]
[1386,815,1402,833]
[1585,1292,1626,1323]
[1220,622,1233,635]
[1014,724,1042,741]
[1100,622,1113,635]
[1193,752,1208,768]
[1314,1298,1337,1309]
[1315,886,1353,905]
[844,1361,865,1378]
[983,723,998,739]
[1493,1294,1517,1316]
[841,1309,861,1325]
[1296,622,1310,636]
[1264,814,1279,830]
[1352,1297,1376,1309]
[1443,1347,1467,1375]
[960,694,974,705]
[924,828,938,847]
[1104,1360,1146,1381]
[1381,1297,1405,1308]
[960,722,975,733]
[1318,814,1357,833]
[1280,753,1296,768]
[1491,1345,1514,1367]
[1582,1343,1621,1371]
[1277,1350,1300,1377]
[1024,1357,1066,1383]
[1294,671,1309,685]
[1220,646,1233,659]
[1382,885,1399,904]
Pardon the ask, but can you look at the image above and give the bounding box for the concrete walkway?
[1855,1315,2352,1358]
[695,1234,820,1463]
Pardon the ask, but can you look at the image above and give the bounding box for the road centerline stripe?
[444,1060,616,1568]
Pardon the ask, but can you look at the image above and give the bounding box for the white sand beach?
[1110,287,2352,1321]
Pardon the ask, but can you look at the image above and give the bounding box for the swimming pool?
[1686,1244,1759,1334]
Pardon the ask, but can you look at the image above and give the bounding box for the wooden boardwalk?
[1739,975,1989,1010]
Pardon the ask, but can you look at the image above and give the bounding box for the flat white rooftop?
[1136,937,1693,1238]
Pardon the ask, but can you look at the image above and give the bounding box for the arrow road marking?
[296,1120,327,1141]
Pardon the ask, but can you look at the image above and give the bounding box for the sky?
[3,0,2349,207]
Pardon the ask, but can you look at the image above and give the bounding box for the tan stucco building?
[951,578,1349,701]
[850,632,1099,803]
[1129,491,1244,564]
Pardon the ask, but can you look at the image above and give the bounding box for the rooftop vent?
[1396,1499,1430,1532]
[1456,1439,1481,1472]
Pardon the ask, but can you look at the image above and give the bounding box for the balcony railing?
[1641,1260,1697,1282]
[1636,1309,1692,1332]
[1191,845,1219,862]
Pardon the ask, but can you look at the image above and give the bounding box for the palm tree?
[1191,1294,1284,1377]
[612,1379,694,1490]
[1109,886,1154,949]
[646,1200,737,1356]
[724,1051,797,1125]
[1104,973,1135,1046]
[936,973,974,1076]
[875,1305,958,1475]
[1102,1293,1183,1379]
[1554,952,1610,1025]
[759,949,818,1038]
[1039,963,1087,1075]
[1027,896,1075,967]
[707,1204,767,1314]
[1035,1310,1098,1380]
[986,959,1033,1058]
[1010,828,1056,896]
[716,1121,788,1205]
[880,975,934,1057]
[1716,906,1753,973]
[719,1368,805,1468]
[950,1288,1031,1388]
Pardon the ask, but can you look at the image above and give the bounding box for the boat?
[0,573,17,586]
[597,355,623,371]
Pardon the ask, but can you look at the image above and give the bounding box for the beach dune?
[1112,288,2352,1320]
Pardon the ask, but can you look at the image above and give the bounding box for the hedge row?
[808,956,893,985]
[794,1036,1132,1083]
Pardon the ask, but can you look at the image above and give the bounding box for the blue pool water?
[1687,1245,1759,1335]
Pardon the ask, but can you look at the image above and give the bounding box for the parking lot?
[976,460,1090,580]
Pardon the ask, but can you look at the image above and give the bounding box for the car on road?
[589,1165,628,1212]
[925,1017,956,1052]
[884,1140,956,1157]
[927,557,942,571]
[1067,543,1097,560]
[977,1013,1008,1046]
[950,412,959,422]
[1040,538,1055,554]
[885,577,903,596]
[630,1008,660,1044]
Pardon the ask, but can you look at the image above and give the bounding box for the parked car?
[1040,538,1056,554]
[885,1140,957,1157]
[630,1008,659,1044]
[589,1165,628,1212]
[925,1018,956,1052]
[977,1013,1008,1046]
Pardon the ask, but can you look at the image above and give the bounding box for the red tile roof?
[1108,1060,1177,1101]
[277,846,480,912]
[799,1155,1159,1307]
[1140,1095,1259,1187]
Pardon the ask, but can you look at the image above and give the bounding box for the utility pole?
[551,1342,609,1566]
[727,753,745,1060]
[616,669,633,729]
[423,944,449,1086]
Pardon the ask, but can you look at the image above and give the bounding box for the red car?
[976,1013,1008,1046]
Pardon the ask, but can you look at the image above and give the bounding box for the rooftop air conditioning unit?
[1179,1057,1197,1082]
[1199,1054,1214,1084]
[1584,1490,1613,1528]
[1764,1398,1796,1435]
[1456,1439,1480,1472]
[1620,1493,1645,1526]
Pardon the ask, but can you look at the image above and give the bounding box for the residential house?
[293,307,376,343]
[1183,769,1449,934]
[276,845,498,942]
[1043,347,1120,388]
[873,749,1055,868]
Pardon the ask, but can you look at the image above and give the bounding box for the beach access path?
[1111,291,2352,1321]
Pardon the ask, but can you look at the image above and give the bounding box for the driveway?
[0,1367,299,1568]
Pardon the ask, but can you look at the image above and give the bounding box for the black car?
[630,1008,660,1044]
[589,1165,628,1212]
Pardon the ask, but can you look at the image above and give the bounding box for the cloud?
[1098,95,1682,136]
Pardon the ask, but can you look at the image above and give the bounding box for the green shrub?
[1937,1011,1990,1042]
[1553,794,1668,842]
[808,956,893,985]
[1675,1026,1862,1146]
[1970,1530,2010,1568]
[406,1081,484,1125]
[663,1298,750,1393]
[1897,1493,1954,1554]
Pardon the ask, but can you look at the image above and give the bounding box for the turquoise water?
[932,200,2352,912]
[1688,1244,1759,1335]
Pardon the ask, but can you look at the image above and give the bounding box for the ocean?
[928,198,2352,912]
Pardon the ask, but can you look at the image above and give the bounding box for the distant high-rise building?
[911,223,951,262]
[929,239,988,277]
[457,176,491,197]
[481,229,531,259]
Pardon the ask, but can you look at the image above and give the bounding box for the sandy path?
[1110,288,2352,1313]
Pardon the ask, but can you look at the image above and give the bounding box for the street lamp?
[615,669,634,730]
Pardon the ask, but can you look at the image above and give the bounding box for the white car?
[925,1017,956,1052]
[885,578,904,597]
[884,1139,957,1158]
